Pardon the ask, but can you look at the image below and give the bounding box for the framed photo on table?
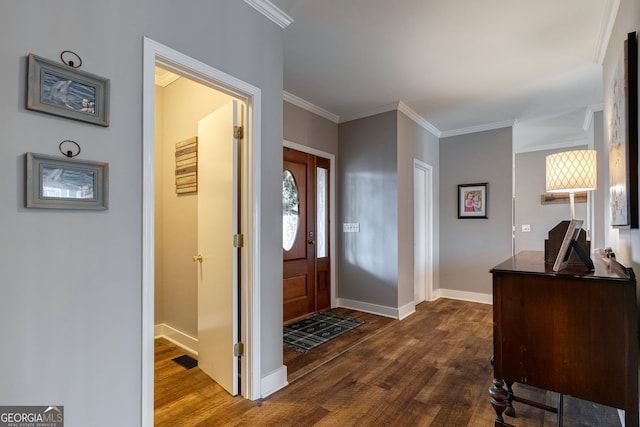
[552,219,594,271]
[458,183,488,219]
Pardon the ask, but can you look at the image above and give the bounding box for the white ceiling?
[269,0,617,148]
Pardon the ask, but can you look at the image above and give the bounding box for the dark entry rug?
[172,354,198,370]
[283,311,366,353]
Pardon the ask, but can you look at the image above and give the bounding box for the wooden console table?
[489,250,638,426]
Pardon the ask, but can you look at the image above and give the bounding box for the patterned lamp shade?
[546,150,597,193]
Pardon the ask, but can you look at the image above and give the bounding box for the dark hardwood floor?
[154,298,623,426]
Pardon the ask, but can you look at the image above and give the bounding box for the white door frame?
[283,140,337,308]
[142,37,263,427]
[413,159,433,303]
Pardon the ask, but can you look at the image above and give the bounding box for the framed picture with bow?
[26,53,110,127]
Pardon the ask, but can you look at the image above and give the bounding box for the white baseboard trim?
[260,365,288,398]
[398,301,416,320]
[154,323,198,355]
[336,298,401,319]
[432,289,493,305]
[338,293,491,319]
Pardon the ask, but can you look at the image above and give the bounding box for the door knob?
[193,254,203,262]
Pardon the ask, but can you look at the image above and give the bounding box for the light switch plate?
[343,223,360,232]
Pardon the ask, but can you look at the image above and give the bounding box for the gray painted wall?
[397,111,440,304]
[440,128,513,296]
[514,146,589,253]
[285,105,440,313]
[148,2,286,382]
[0,1,283,425]
[283,101,339,155]
[514,113,605,254]
[338,112,399,306]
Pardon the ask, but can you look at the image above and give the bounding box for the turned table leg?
[489,378,510,426]
[504,380,516,417]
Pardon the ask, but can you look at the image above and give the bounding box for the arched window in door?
[282,169,299,251]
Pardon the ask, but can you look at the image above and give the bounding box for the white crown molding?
[283,91,339,123]
[397,101,441,137]
[339,101,399,125]
[341,101,442,137]
[589,102,604,112]
[583,107,594,131]
[282,91,599,143]
[515,138,589,154]
[593,0,620,64]
[440,119,515,138]
[282,93,443,137]
[283,92,602,142]
[583,102,604,130]
[243,0,293,29]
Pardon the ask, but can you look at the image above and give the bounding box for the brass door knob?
[193,254,203,263]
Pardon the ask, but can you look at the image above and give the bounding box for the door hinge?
[234,342,244,357]
[234,126,244,140]
[233,234,244,248]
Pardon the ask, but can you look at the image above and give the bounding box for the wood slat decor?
[175,136,197,194]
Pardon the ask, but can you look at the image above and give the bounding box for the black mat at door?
[283,311,366,353]
[172,354,198,370]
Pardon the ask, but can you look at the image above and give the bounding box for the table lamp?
[545,149,597,219]
[545,149,597,270]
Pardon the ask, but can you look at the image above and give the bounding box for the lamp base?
[544,220,590,266]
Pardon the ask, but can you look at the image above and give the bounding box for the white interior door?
[414,160,432,303]
[197,100,240,396]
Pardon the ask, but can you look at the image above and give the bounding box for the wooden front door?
[283,147,330,322]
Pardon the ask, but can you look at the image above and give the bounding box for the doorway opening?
[282,142,336,322]
[142,37,263,426]
[152,63,244,398]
